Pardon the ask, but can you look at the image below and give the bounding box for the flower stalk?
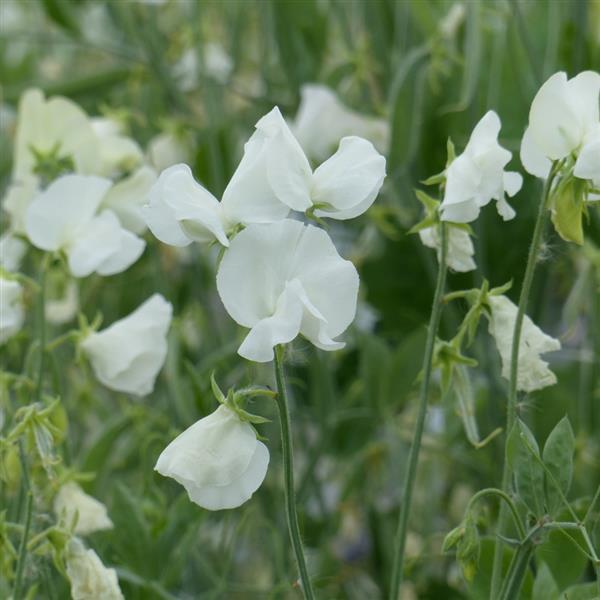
[273,345,315,600]
[389,222,448,599]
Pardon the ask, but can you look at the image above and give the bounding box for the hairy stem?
[389,223,448,599]
[273,345,315,600]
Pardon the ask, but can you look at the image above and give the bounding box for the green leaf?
[559,582,600,599]
[532,562,560,600]
[506,419,546,517]
[542,416,575,516]
[551,179,587,245]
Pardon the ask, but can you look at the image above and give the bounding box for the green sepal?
[551,178,587,245]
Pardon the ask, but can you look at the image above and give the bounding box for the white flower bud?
[54,482,113,535]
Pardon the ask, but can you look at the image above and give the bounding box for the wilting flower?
[216,219,359,362]
[0,275,24,344]
[440,111,523,223]
[418,226,476,272]
[100,165,157,234]
[520,71,600,180]
[155,404,269,510]
[65,538,123,600]
[487,295,561,392]
[25,175,145,278]
[80,294,172,396]
[54,482,113,535]
[292,84,390,161]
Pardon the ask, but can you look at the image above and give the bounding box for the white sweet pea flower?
[418,226,476,272]
[100,165,157,234]
[54,482,113,535]
[440,111,523,223]
[148,131,190,172]
[90,117,144,178]
[488,295,561,392]
[216,219,359,362]
[3,175,42,235]
[155,404,269,510]
[0,275,24,344]
[0,232,27,271]
[520,71,600,180]
[80,294,172,396]
[65,538,124,600]
[25,175,145,278]
[292,84,390,161]
[46,281,78,325]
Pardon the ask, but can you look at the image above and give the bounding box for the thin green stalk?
[490,167,559,598]
[273,346,315,600]
[498,541,534,600]
[13,443,33,600]
[466,488,526,540]
[389,223,448,599]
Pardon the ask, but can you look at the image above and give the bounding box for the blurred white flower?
[25,175,145,278]
[216,219,359,362]
[2,175,39,234]
[175,43,233,91]
[439,3,466,38]
[90,117,144,178]
[148,132,191,172]
[46,280,78,325]
[292,84,390,161]
[65,538,124,600]
[0,275,24,344]
[101,165,157,234]
[488,295,561,392]
[54,482,113,535]
[520,71,600,181]
[204,42,234,83]
[440,111,522,223]
[155,404,269,510]
[0,232,27,271]
[80,294,172,396]
[418,225,476,272]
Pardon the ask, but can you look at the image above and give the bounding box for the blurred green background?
[1,1,599,598]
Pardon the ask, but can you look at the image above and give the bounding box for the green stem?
[273,346,315,600]
[36,258,48,403]
[466,488,526,540]
[13,443,33,600]
[498,541,534,600]
[490,167,559,598]
[389,222,448,599]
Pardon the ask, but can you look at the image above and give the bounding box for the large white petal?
[440,199,480,223]
[464,110,502,157]
[311,136,386,218]
[566,71,600,135]
[574,135,600,181]
[520,127,551,179]
[25,175,112,251]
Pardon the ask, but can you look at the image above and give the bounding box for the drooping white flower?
[0,275,24,344]
[520,71,600,181]
[65,538,124,600]
[292,84,390,161]
[155,404,269,510]
[0,232,27,271]
[100,165,157,234]
[418,225,476,272]
[216,219,359,362]
[487,295,561,392]
[54,482,113,535]
[440,111,523,223]
[80,294,172,396]
[25,175,145,277]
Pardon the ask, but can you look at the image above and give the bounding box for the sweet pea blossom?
[487,295,561,392]
[80,294,172,396]
[216,219,359,362]
[418,226,476,272]
[54,482,113,535]
[440,111,523,223]
[155,404,269,510]
[520,71,600,181]
[292,84,390,161]
[25,175,145,278]
[0,275,24,344]
[0,232,27,271]
[65,538,124,600]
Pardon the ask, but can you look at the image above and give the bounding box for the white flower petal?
[0,232,27,271]
[503,171,524,197]
[0,277,24,345]
[574,135,600,181]
[54,482,113,536]
[81,294,172,396]
[25,175,111,251]
[311,136,386,219]
[566,71,600,134]
[520,127,552,179]
[418,225,476,272]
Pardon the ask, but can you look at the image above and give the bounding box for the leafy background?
[1,0,599,598]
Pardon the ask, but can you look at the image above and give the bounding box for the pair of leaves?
[506,417,575,518]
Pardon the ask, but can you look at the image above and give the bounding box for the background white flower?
[80,294,172,396]
[418,225,476,272]
[440,111,523,223]
[520,71,600,180]
[155,404,269,510]
[65,538,124,600]
[488,295,561,392]
[216,219,359,362]
[0,232,27,272]
[0,276,24,344]
[25,175,145,278]
[54,482,113,535]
